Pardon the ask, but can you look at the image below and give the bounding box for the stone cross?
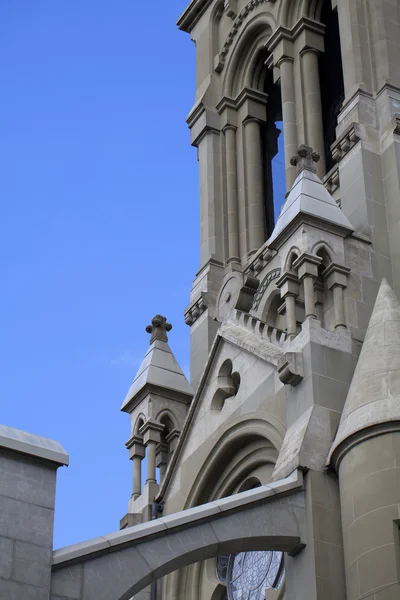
[146,315,172,344]
[290,144,320,173]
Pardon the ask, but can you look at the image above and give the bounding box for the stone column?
[278,57,298,191]
[139,420,164,484]
[156,444,169,484]
[236,88,268,257]
[127,435,145,500]
[293,253,322,320]
[243,117,265,254]
[324,263,350,330]
[300,48,325,178]
[224,124,240,262]
[276,271,300,338]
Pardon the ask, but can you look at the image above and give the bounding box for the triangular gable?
[156,314,285,501]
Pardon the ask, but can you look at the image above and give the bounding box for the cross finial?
[290,144,320,173]
[145,315,172,344]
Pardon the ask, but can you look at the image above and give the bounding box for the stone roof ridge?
[120,316,193,412]
[328,278,400,467]
[268,145,354,247]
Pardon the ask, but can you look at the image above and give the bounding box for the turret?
[328,279,400,600]
[120,315,193,526]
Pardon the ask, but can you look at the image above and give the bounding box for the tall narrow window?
[319,5,345,172]
[262,68,285,237]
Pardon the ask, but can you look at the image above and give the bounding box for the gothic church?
[1,1,400,600]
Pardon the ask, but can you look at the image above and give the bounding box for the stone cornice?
[331,122,361,164]
[177,0,214,33]
[323,165,340,200]
[329,421,400,472]
[184,294,208,325]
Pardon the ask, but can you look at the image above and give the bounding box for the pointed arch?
[222,14,275,98]
[133,413,146,435]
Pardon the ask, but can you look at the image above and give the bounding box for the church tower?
[120,1,400,599]
[179,0,400,394]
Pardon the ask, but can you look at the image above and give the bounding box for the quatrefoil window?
[211,359,241,410]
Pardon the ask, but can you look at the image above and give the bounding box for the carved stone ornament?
[290,145,320,173]
[145,315,172,344]
[277,352,303,386]
[216,0,276,73]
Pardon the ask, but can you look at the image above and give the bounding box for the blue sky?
[1,0,197,548]
[1,2,285,549]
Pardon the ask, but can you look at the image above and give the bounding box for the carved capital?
[293,252,322,280]
[276,271,300,299]
[125,434,146,460]
[139,419,165,445]
[323,263,351,290]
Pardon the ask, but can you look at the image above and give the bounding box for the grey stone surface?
[0,495,54,548]
[51,472,304,598]
[329,278,400,465]
[0,425,69,466]
[0,535,13,579]
[0,451,57,508]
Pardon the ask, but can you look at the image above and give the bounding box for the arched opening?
[315,246,333,327]
[156,412,175,483]
[262,66,285,235]
[319,2,345,172]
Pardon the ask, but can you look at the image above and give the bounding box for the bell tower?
[178,0,400,395]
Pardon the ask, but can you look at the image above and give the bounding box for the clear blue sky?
[1,0,197,549]
[1,2,285,550]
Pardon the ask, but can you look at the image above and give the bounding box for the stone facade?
[2,1,400,599]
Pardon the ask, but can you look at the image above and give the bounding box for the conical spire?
[268,145,353,247]
[329,278,400,466]
[121,315,193,412]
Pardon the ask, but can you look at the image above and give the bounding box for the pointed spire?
[268,145,353,248]
[329,278,400,467]
[121,315,193,412]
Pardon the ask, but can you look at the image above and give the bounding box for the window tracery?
[216,550,284,599]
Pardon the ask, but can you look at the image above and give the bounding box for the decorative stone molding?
[277,352,303,386]
[184,294,207,326]
[252,268,281,311]
[232,310,287,346]
[331,123,360,164]
[245,245,274,276]
[323,165,340,201]
[215,0,276,73]
[224,0,237,19]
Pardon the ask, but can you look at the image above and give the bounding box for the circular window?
[217,551,284,599]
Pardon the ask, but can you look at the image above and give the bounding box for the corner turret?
[120,315,193,527]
